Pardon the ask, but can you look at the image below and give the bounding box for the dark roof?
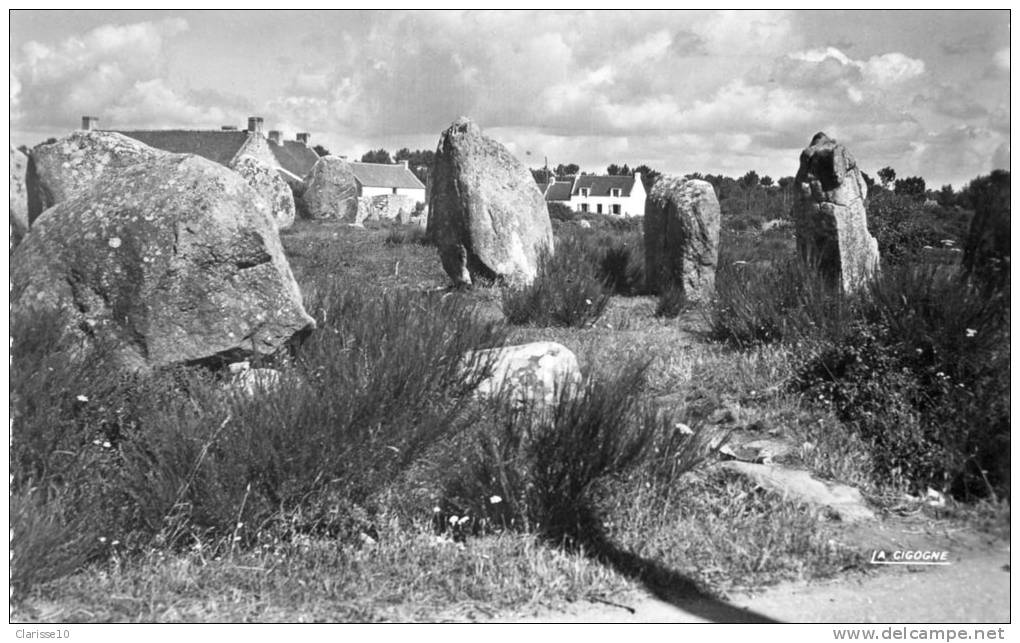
[572,174,635,197]
[535,182,550,195]
[545,180,574,202]
[113,130,249,166]
[349,162,425,190]
[270,140,320,180]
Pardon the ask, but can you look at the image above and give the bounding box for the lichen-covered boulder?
[462,341,581,407]
[644,176,720,302]
[792,132,880,292]
[11,153,315,372]
[10,146,29,247]
[427,117,553,286]
[231,155,296,230]
[303,156,359,221]
[26,131,163,223]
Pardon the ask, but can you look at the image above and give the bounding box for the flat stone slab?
[718,461,875,523]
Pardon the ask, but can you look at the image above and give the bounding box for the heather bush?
[709,254,852,347]
[795,266,1009,498]
[501,236,610,327]
[867,191,954,265]
[439,362,706,544]
[547,201,577,222]
[383,225,430,246]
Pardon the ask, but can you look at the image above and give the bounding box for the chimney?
[268,130,283,145]
[399,160,409,169]
[221,125,238,131]
[633,171,641,185]
[296,132,310,145]
[81,116,99,131]
[247,116,264,135]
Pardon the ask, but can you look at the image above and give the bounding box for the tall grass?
[10,285,510,592]
[501,235,610,327]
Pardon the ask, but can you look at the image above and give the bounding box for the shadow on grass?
[582,534,781,623]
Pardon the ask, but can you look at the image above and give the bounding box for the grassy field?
[10,215,1009,622]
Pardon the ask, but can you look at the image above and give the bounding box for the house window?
[392,187,398,194]
[596,204,603,214]
[580,188,590,197]
[611,188,621,197]
[612,204,621,215]
[580,203,589,213]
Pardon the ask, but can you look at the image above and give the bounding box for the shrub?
[547,202,577,222]
[501,236,610,327]
[867,191,948,265]
[709,254,852,347]
[440,361,702,544]
[795,266,1009,498]
[383,225,430,246]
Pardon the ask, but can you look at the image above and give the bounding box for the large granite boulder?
[11,153,315,372]
[644,176,720,302]
[792,133,880,292]
[462,341,582,407]
[10,146,29,247]
[230,155,296,230]
[303,156,359,221]
[961,169,1010,294]
[26,130,162,223]
[427,117,553,286]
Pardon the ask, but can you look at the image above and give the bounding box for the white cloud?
[862,52,925,86]
[107,79,227,128]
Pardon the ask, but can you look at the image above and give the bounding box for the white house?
[348,161,426,202]
[539,173,646,216]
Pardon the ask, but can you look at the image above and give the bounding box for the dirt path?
[505,528,1010,623]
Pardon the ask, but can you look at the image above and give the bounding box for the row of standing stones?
[8,119,1006,399]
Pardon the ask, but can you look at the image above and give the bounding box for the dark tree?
[393,148,435,184]
[738,170,760,189]
[531,167,554,184]
[634,164,661,191]
[894,176,926,198]
[312,144,331,157]
[760,175,774,188]
[361,148,392,164]
[554,163,580,178]
[606,163,622,176]
[877,166,896,188]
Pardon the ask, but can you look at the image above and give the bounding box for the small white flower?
[236,522,244,529]
[98,536,107,543]
[448,515,459,525]
[489,495,502,504]
[585,299,592,306]
[966,328,978,338]
[102,441,111,448]
[111,540,120,546]
[674,422,694,435]
[108,237,122,249]
[457,516,470,526]
[916,348,924,354]
[76,394,89,403]
[433,506,441,514]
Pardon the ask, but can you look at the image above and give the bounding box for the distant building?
[348,161,426,202]
[95,115,320,190]
[537,173,645,216]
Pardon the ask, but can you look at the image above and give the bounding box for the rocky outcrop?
[230,155,296,230]
[718,461,875,522]
[427,117,553,286]
[462,341,582,407]
[11,153,315,372]
[644,176,720,302]
[26,131,163,223]
[792,132,880,292]
[10,146,29,247]
[303,156,359,221]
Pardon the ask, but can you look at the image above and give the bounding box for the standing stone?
[427,117,553,286]
[26,131,163,223]
[961,169,1010,294]
[303,156,359,222]
[461,341,582,407]
[230,155,296,230]
[644,176,720,302]
[11,153,315,372]
[792,132,880,292]
[10,146,29,247]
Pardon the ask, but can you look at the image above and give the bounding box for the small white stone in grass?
[108,237,121,248]
[489,495,502,504]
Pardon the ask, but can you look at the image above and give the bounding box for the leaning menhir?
[791,132,879,292]
[427,117,553,286]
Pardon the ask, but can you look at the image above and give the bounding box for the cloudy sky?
[9,9,1010,188]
